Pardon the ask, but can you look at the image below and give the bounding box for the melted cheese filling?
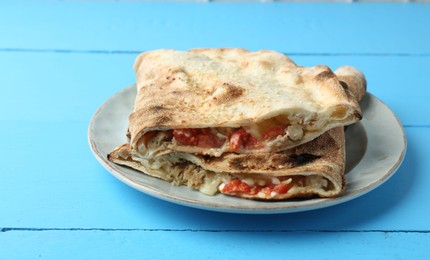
[218,174,333,198]
[139,115,319,157]
[131,149,335,197]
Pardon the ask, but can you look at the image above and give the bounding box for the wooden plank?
[0,52,135,122]
[0,3,429,54]
[0,230,429,259]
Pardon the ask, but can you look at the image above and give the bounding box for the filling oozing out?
[142,116,306,154]
[172,123,302,151]
[219,177,292,198]
[217,175,332,198]
[171,115,305,152]
[172,127,273,151]
[129,149,333,198]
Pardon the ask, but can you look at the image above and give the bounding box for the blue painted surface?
[0,2,429,259]
[1,230,429,259]
[1,3,429,54]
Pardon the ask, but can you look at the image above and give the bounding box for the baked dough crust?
[129,48,362,156]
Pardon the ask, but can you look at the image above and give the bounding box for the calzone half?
[129,48,362,158]
[110,126,345,200]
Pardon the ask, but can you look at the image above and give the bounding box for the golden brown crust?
[129,49,362,153]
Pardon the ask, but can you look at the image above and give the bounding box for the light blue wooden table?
[1,2,429,259]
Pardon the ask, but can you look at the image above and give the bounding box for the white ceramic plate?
[88,84,406,214]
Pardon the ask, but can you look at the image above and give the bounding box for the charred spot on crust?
[229,157,248,171]
[165,75,176,81]
[212,83,245,104]
[149,105,168,113]
[154,115,172,125]
[272,153,321,169]
[270,153,321,169]
[229,155,266,171]
[202,155,224,164]
[354,110,363,120]
[288,153,321,166]
[159,68,189,87]
[339,80,349,90]
[338,80,359,103]
[228,153,321,172]
[315,70,336,81]
[223,83,244,98]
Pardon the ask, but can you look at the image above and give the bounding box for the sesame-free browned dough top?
[129,48,361,151]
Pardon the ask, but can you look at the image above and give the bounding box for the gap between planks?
[1,227,429,233]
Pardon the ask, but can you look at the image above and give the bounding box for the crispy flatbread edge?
[108,128,345,200]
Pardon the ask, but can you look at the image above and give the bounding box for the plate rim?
[88,84,407,214]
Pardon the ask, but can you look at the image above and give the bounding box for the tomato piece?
[173,129,200,146]
[222,180,242,193]
[173,128,225,148]
[245,135,263,149]
[261,126,287,140]
[221,179,290,197]
[229,128,248,151]
[248,186,261,195]
[273,183,290,194]
[229,128,262,151]
[197,133,225,148]
[238,182,251,193]
[260,185,275,196]
[221,179,252,194]
[256,183,290,196]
